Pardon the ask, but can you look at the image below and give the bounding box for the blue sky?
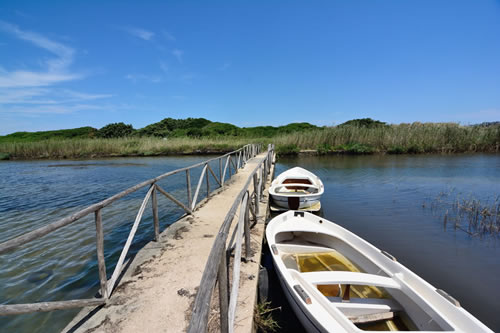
[0,0,499,134]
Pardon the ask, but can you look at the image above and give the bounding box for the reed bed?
[0,122,498,159]
[426,191,500,237]
[0,137,260,159]
[274,123,500,154]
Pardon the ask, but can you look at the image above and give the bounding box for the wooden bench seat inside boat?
[282,178,313,190]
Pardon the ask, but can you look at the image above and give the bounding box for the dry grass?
[0,137,261,159]
[274,122,500,154]
[1,122,498,159]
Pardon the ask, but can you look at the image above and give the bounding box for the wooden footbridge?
[0,143,276,332]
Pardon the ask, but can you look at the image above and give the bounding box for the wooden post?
[253,173,260,216]
[222,155,230,186]
[191,164,207,211]
[244,192,251,259]
[94,209,108,299]
[218,247,229,333]
[219,157,223,186]
[260,167,265,196]
[152,184,160,242]
[228,193,247,331]
[206,164,210,198]
[186,169,192,209]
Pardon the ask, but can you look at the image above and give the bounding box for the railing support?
[218,247,229,333]
[244,193,251,259]
[186,169,192,209]
[152,185,160,241]
[253,173,260,216]
[94,209,108,299]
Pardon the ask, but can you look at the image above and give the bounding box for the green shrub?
[387,146,407,154]
[97,123,135,138]
[276,144,299,156]
[316,143,332,155]
[0,152,10,160]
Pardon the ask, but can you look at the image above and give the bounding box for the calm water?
[0,155,227,333]
[1,154,499,332]
[274,154,500,332]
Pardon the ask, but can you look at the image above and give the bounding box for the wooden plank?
[152,185,160,241]
[348,311,395,324]
[228,193,248,332]
[236,151,241,170]
[107,185,154,296]
[187,157,266,333]
[207,163,222,187]
[218,247,229,333]
[94,209,108,299]
[191,164,207,211]
[156,184,192,215]
[0,299,105,316]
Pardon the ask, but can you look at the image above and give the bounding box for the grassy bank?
[274,122,500,155]
[0,137,261,160]
[0,123,498,160]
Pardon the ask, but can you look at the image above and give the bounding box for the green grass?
[0,137,260,159]
[0,122,498,160]
[274,122,500,154]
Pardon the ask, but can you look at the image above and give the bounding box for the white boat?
[266,211,493,332]
[269,167,324,211]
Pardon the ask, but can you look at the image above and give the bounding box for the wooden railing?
[188,144,275,333]
[0,144,262,316]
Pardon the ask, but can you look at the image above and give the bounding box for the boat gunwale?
[266,211,493,333]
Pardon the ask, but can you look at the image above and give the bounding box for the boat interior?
[274,178,320,194]
[274,230,455,332]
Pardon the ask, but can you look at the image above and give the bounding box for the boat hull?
[270,193,322,210]
[266,211,493,333]
[273,260,327,333]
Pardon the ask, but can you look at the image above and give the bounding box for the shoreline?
[1,148,499,161]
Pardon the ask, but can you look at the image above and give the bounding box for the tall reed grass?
[274,122,499,154]
[0,123,498,159]
[0,137,260,159]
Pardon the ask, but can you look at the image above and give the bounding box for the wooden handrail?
[187,145,274,333]
[0,143,263,318]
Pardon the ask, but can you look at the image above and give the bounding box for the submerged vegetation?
[254,300,280,333]
[425,190,500,237]
[0,118,498,159]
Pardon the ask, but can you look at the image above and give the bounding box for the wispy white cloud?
[0,20,73,70]
[0,21,112,119]
[172,49,184,63]
[0,20,81,88]
[120,26,154,41]
[1,103,106,115]
[162,30,175,41]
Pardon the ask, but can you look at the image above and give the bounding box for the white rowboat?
[266,211,493,332]
[269,167,324,211]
